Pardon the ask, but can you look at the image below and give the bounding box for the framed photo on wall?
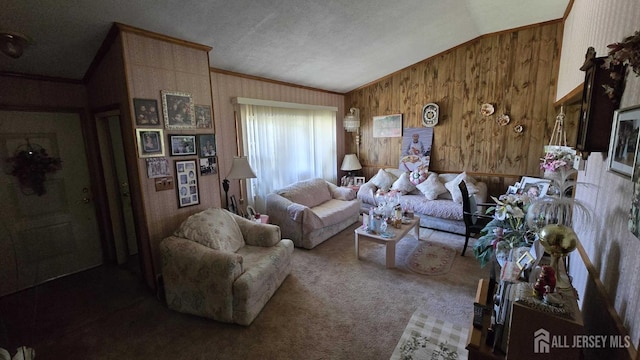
[136,129,165,158]
[133,98,160,126]
[145,157,170,178]
[607,104,640,179]
[169,135,197,156]
[161,90,196,130]
[175,159,199,208]
[373,114,402,138]
[197,134,216,157]
[195,104,213,129]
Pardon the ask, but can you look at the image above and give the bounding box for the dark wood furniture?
[459,180,494,256]
[577,47,626,159]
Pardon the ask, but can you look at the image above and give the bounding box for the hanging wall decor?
[6,140,62,196]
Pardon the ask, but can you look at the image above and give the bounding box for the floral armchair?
[159,208,294,325]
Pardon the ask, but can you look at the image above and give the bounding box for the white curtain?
[239,104,337,212]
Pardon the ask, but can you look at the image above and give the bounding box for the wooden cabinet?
[467,279,584,359]
[577,47,625,158]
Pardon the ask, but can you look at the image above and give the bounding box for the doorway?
[0,110,103,296]
[95,111,138,265]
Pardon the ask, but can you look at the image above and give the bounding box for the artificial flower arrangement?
[473,193,533,268]
[540,147,574,173]
[6,145,62,196]
[601,30,640,99]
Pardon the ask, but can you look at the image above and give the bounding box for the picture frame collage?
[133,90,216,208]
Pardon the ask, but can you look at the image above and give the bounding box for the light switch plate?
[155,176,174,191]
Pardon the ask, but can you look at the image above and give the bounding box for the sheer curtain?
[239,103,337,212]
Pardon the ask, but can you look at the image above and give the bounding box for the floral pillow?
[391,172,416,194]
[416,173,448,200]
[174,208,245,253]
[444,172,479,203]
[409,167,429,185]
[370,169,398,191]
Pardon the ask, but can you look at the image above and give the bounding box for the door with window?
[0,110,103,296]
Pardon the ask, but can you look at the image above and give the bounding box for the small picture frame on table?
[518,177,550,198]
[169,135,197,156]
[354,176,365,186]
[175,159,199,208]
[608,104,640,179]
[136,129,165,158]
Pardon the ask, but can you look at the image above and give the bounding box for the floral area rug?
[390,310,468,360]
[407,241,456,275]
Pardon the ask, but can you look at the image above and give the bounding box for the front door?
[0,110,103,296]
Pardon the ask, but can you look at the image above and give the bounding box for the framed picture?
[199,156,217,176]
[399,127,433,172]
[161,90,196,129]
[145,157,170,178]
[607,104,640,179]
[195,104,213,129]
[169,135,197,156]
[518,177,551,198]
[133,98,160,126]
[373,114,403,138]
[136,129,165,158]
[354,176,366,186]
[175,159,199,208]
[197,134,216,157]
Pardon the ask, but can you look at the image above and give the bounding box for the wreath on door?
[6,140,62,196]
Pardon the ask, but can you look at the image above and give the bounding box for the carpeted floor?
[0,222,489,360]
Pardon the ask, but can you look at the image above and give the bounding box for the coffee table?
[354,218,419,268]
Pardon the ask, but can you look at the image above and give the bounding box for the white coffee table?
[354,218,420,268]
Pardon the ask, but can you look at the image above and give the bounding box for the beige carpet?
[19,222,488,360]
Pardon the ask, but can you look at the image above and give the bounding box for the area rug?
[390,310,468,360]
[407,241,456,275]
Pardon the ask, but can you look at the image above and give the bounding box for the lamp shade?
[340,154,362,171]
[227,156,256,179]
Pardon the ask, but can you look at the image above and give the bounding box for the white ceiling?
[0,0,569,93]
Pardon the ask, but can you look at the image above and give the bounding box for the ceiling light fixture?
[0,32,32,59]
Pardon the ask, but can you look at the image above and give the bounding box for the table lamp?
[223,156,256,213]
[341,154,362,186]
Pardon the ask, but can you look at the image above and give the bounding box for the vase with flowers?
[540,147,574,174]
[473,193,533,268]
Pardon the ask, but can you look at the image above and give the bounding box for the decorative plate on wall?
[480,103,495,116]
[422,103,439,127]
[497,114,510,126]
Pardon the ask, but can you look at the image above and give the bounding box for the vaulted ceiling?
[1,0,569,93]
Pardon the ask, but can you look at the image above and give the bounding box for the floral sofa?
[357,168,488,235]
[266,178,360,249]
[160,208,293,326]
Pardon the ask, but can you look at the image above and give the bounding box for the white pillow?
[370,169,398,191]
[391,172,416,194]
[444,172,479,203]
[416,173,448,200]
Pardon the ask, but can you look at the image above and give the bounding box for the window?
[235,99,337,211]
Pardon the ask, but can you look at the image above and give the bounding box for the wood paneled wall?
[86,24,216,288]
[345,21,572,196]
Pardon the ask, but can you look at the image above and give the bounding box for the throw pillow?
[409,167,429,185]
[174,208,245,253]
[370,169,398,191]
[391,172,416,194]
[416,173,448,200]
[444,172,479,203]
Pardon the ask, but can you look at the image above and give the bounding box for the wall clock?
[422,103,439,127]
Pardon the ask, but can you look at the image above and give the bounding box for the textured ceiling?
[0,0,569,93]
